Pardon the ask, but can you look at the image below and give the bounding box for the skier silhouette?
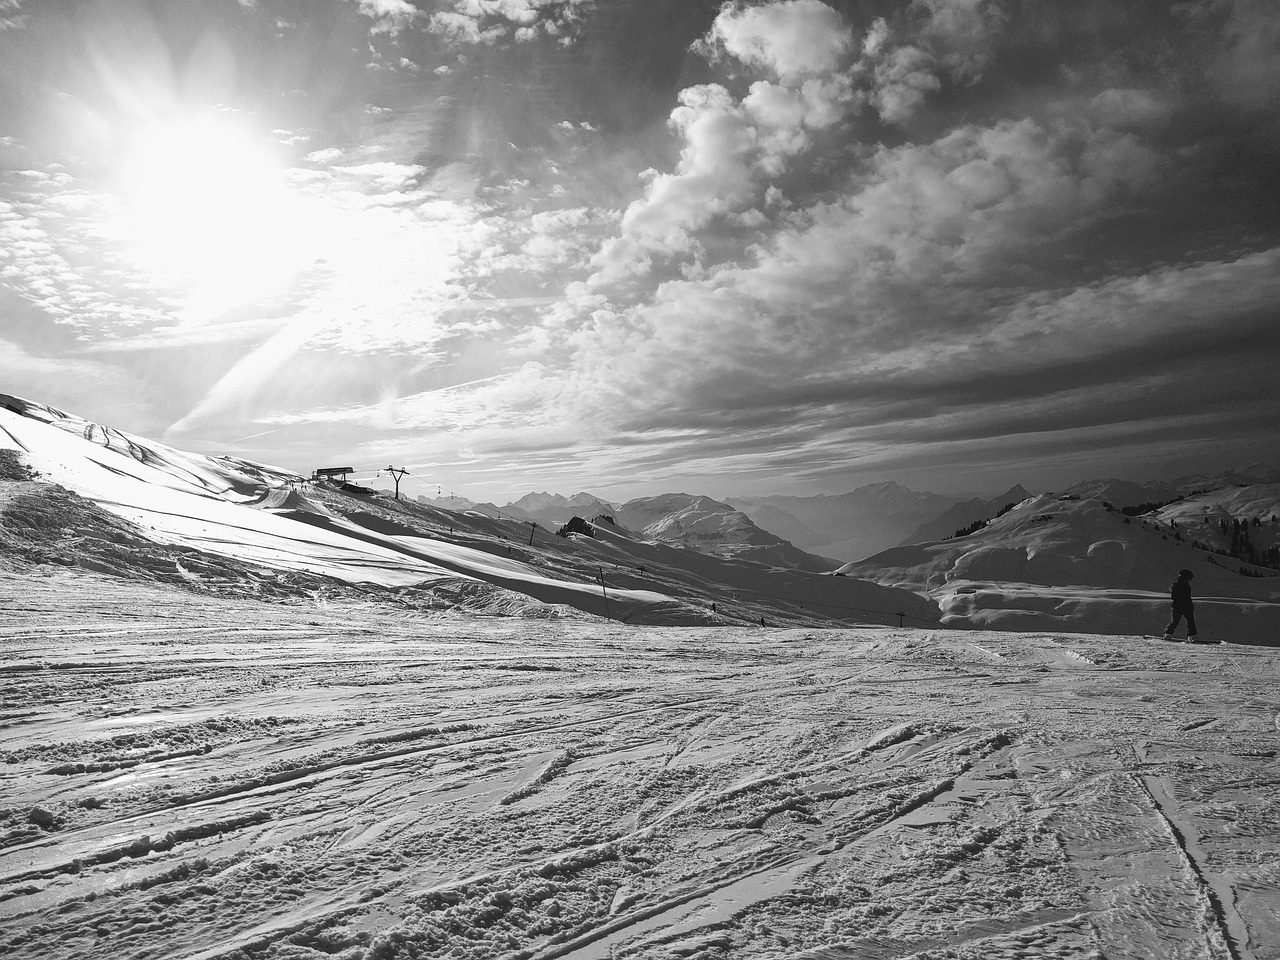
[1161,569,1198,642]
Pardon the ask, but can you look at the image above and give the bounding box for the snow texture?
[3,569,1279,959]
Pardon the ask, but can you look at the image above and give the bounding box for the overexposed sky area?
[1,0,1278,502]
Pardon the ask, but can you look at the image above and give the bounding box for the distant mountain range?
[509,491,617,521]
[414,490,835,572]
[429,467,1280,569]
[416,490,616,526]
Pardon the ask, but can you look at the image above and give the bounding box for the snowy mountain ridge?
[610,493,836,573]
[1060,464,1280,507]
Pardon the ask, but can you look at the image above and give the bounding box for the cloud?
[0,0,23,31]
[859,0,1007,125]
[866,38,940,125]
[911,0,1006,83]
[1087,88,1173,129]
[5,0,1278,497]
[0,191,171,332]
[590,83,756,281]
[428,0,593,46]
[428,10,507,45]
[566,249,1280,485]
[506,103,1206,486]
[1208,0,1280,110]
[81,316,292,352]
[699,0,854,80]
[352,0,419,35]
[726,118,1162,311]
[743,75,858,173]
[590,1,862,285]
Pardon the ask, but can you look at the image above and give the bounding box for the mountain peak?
[1000,484,1033,502]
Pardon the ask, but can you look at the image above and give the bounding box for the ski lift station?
[311,466,355,482]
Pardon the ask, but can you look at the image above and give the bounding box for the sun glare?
[119,116,312,321]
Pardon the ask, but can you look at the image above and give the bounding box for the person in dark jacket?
[1162,568,1198,642]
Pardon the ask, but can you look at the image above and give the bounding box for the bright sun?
[119,116,312,320]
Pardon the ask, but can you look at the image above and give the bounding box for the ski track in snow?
[2,570,1279,960]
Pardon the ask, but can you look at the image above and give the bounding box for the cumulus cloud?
[743,75,858,173]
[734,118,1162,300]
[593,83,756,277]
[540,100,1190,480]
[911,0,1006,83]
[591,0,861,284]
[699,0,854,80]
[859,0,1007,125]
[429,10,507,45]
[353,0,419,34]
[866,39,940,125]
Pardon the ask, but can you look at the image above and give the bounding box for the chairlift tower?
[381,465,409,500]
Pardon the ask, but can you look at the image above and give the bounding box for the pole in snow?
[383,465,409,500]
[528,522,537,546]
[598,566,611,620]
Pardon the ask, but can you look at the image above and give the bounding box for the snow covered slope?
[0,395,679,622]
[4,566,1279,960]
[1062,465,1280,507]
[0,394,930,627]
[841,493,1280,643]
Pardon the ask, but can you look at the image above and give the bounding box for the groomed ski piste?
[2,394,1279,959]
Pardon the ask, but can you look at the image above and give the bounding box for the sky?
[1,0,1278,503]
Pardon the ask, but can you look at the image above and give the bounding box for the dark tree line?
[1121,497,1181,516]
[1214,516,1280,569]
[948,502,1019,540]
